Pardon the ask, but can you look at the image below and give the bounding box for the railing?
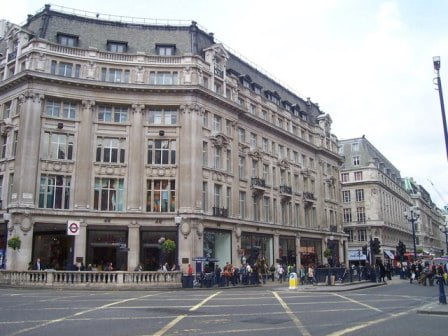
[0,270,182,289]
[212,206,228,217]
[7,51,17,62]
[251,177,266,188]
[279,185,292,195]
[48,43,87,56]
[303,192,315,200]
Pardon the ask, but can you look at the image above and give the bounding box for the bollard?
[436,275,447,304]
[289,272,298,289]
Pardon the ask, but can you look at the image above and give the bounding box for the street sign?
[67,220,80,235]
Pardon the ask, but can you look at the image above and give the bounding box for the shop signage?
[67,220,80,235]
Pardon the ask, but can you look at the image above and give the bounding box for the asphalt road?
[0,281,446,336]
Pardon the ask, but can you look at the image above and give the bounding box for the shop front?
[87,228,128,270]
[300,238,322,267]
[279,236,296,266]
[241,232,273,267]
[32,223,74,270]
[140,229,177,271]
[0,220,6,268]
[203,229,231,269]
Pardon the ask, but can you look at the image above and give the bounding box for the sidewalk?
[417,302,448,315]
[263,279,386,292]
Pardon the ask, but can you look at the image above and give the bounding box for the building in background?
[0,5,345,271]
[340,136,445,265]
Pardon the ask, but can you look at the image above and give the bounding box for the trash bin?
[289,272,298,289]
[182,275,194,288]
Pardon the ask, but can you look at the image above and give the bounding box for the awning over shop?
[348,250,367,261]
[384,250,395,259]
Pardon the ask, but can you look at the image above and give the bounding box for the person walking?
[307,265,314,284]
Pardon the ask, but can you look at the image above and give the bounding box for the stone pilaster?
[6,213,33,270]
[127,104,145,211]
[73,220,87,264]
[178,103,204,213]
[296,235,301,267]
[12,91,44,207]
[74,100,95,209]
[127,221,140,271]
[273,234,280,263]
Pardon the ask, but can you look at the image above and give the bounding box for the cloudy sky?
[3,0,448,209]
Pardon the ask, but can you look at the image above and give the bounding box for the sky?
[2,0,448,209]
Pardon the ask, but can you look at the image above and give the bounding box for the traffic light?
[396,241,406,256]
[372,238,381,255]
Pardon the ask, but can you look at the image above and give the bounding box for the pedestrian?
[277,264,284,283]
[269,264,275,282]
[307,265,314,284]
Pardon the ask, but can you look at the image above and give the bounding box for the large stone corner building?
[0,5,345,271]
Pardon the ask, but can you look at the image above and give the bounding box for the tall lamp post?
[175,213,182,269]
[441,226,448,256]
[404,207,420,261]
[433,56,448,161]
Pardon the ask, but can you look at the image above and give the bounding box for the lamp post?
[175,213,182,269]
[404,207,420,261]
[433,56,448,161]
[441,226,448,256]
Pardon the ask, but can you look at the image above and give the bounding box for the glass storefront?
[241,232,273,267]
[327,239,340,266]
[87,229,128,270]
[0,222,6,268]
[140,229,176,271]
[300,238,322,267]
[33,224,74,270]
[279,236,296,266]
[203,229,231,269]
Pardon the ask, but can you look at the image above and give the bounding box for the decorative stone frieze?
[146,166,177,177]
[209,133,230,149]
[94,164,127,176]
[179,103,204,115]
[41,161,74,173]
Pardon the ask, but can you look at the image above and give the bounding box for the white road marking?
[331,293,383,313]
[151,290,222,336]
[272,291,311,336]
[4,292,165,336]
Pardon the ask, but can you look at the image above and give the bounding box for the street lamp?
[441,226,448,256]
[175,213,182,268]
[404,207,420,261]
[433,56,448,161]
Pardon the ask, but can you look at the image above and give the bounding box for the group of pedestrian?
[402,259,448,286]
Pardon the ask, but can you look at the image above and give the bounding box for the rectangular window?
[356,207,366,223]
[252,159,258,178]
[353,156,360,166]
[107,41,127,53]
[341,173,349,182]
[261,110,268,120]
[42,132,74,160]
[203,111,209,128]
[202,142,208,166]
[94,178,124,211]
[12,131,18,157]
[225,120,232,136]
[96,137,126,164]
[149,71,178,85]
[352,142,359,152]
[3,101,11,119]
[38,175,71,209]
[202,182,208,212]
[263,196,270,222]
[358,229,367,242]
[1,135,7,159]
[214,184,222,207]
[262,138,268,152]
[98,105,128,123]
[57,33,78,47]
[354,171,363,181]
[238,128,245,143]
[213,147,221,169]
[262,164,269,183]
[146,179,175,212]
[226,186,231,211]
[238,156,245,179]
[0,175,3,206]
[345,229,354,242]
[45,100,77,119]
[226,149,231,172]
[156,45,176,56]
[239,191,246,219]
[250,133,257,149]
[212,115,222,132]
[355,189,364,202]
[342,190,351,203]
[147,139,176,165]
[101,68,130,83]
[343,208,352,223]
[147,107,177,125]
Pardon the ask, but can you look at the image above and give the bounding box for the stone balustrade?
[0,270,182,289]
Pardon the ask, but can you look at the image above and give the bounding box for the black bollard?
[436,275,447,304]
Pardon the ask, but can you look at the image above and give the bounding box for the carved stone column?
[273,233,280,264]
[74,100,95,209]
[127,104,145,211]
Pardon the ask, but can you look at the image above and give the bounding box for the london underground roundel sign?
[67,220,80,235]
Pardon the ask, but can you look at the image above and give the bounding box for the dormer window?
[156,44,176,56]
[57,33,78,47]
[283,101,291,112]
[107,40,128,53]
[242,80,250,89]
